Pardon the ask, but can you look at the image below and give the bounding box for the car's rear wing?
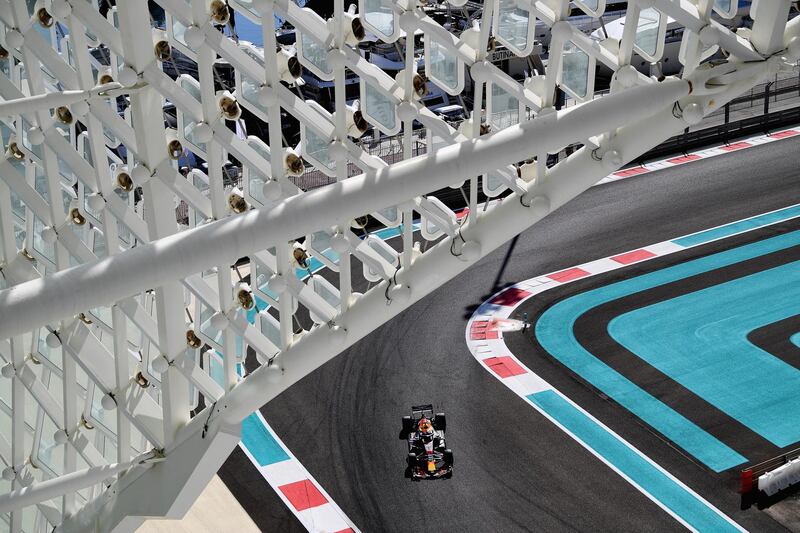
[411,404,434,420]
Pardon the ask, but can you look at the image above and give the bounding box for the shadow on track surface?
[462,235,520,320]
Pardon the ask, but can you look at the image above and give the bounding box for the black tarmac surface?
[220,136,800,532]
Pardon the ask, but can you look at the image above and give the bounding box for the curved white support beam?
[0,80,690,341]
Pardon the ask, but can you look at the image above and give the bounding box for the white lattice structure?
[0,0,797,531]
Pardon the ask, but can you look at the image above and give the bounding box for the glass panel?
[496,0,531,54]
[713,0,736,17]
[259,311,281,349]
[172,18,189,47]
[209,353,224,387]
[490,82,519,130]
[310,276,340,309]
[10,187,25,220]
[363,83,396,132]
[578,0,600,10]
[635,7,661,59]
[303,128,335,173]
[34,165,49,203]
[362,0,395,40]
[184,120,208,153]
[483,172,507,197]
[309,230,341,266]
[428,39,460,93]
[240,73,267,114]
[299,33,332,78]
[561,41,589,99]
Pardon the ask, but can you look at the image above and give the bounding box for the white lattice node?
[0,0,796,531]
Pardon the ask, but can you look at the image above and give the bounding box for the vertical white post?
[750,0,791,55]
[117,0,190,447]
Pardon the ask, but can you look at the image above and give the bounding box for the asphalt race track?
[219,136,799,532]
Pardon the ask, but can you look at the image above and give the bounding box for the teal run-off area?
[536,230,800,472]
[610,260,800,447]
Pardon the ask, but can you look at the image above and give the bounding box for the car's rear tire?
[402,415,413,435]
[434,413,446,432]
[444,449,453,466]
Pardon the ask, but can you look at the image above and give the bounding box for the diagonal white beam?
[0,79,691,341]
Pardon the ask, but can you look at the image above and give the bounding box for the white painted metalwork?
[0,0,796,531]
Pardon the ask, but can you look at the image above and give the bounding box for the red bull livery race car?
[401,404,453,480]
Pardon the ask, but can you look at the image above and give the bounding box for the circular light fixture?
[284,151,304,176]
[37,7,54,28]
[228,191,248,213]
[210,0,230,24]
[154,39,172,62]
[70,208,86,226]
[7,141,24,160]
[412,74,428,98]
[186,330,202,349]
[218,94,241,121]
[167,138,183,160]
[237,289,255,310]
[116,170,133,191]
[56,106,73,125]
[135,371,150,388]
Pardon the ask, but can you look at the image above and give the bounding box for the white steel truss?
[0,0,797,531]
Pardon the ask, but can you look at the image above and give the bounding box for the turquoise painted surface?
[792,333,800,349]
[536,231,800,471]
[241,413,290,466]
[528,391,741,533]
[672,205,800,248]
[610,262,800,446]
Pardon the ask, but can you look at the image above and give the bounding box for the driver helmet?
[418,417,434,439]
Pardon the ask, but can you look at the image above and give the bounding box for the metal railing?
[640,106,800,162]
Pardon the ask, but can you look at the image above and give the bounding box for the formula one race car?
[401,404,453,480]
